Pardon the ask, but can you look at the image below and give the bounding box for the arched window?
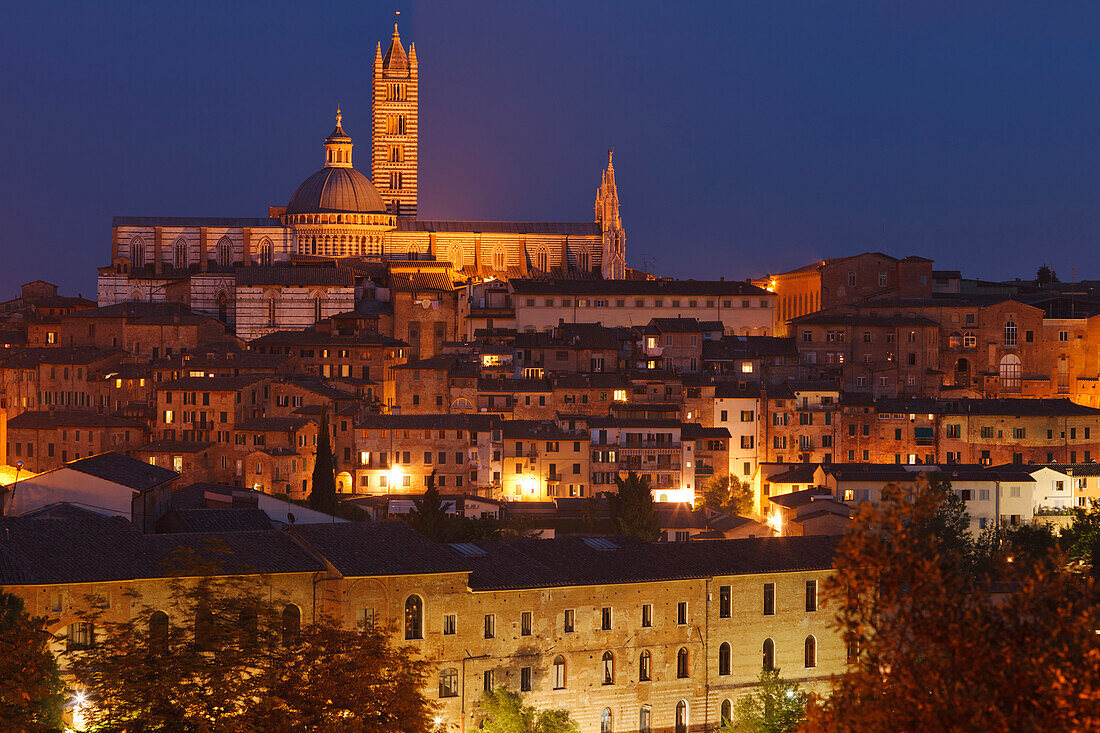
[282,605,301,645]
[536,247,548,272]
[149,611,169,654]
[311,236,317,255]
[450,397,474,411]
[805,635,817,668]
[216,236,232,267]
[404,595,423,640]
[602,651,614,685]
[999,354,1021,391]
[676,647,689,678]
[313,294,324,324]
[721,698,733,725]
[552,654,566,689]
[130,236,146,267]
[639,706,651,733]
[217,292,228,323]
[675,700,688,733]
[174,238,188,269]
[718,641,731,676]
[238,608,258,650]
[195,608,215,651]
[763,638,775,670]
[259,238,273,266]
[493,247,505,271]
[1004,320,1017,346]
[963,331,976,348]
[578,248,590,273]
[439,668,458,698]
[639,649,651,681]
[601,708,612,733]
[267,295,277,328]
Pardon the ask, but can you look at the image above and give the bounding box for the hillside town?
[4,14,1100,733]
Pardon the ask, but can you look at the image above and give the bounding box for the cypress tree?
[309,407,337,515]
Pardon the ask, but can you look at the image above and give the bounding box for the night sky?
[3,1,1100,297]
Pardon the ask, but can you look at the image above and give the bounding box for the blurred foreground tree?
[723,667,807,732]
[802,474,1100,732]
[478,687,578,733]
[0,591,65,731]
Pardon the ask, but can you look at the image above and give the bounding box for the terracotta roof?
[159,507,274,533]
[510,278,767,296]
[291,522,472,577]
[389,270,456,292]
[65,452,178,490]
[159,375,267,391]
[8,411,145,430]
[236,266,353,287]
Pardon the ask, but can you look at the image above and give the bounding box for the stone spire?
[596,150,626,279]
[323,108,353,168]
[383,20,409,75]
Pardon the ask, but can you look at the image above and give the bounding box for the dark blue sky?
[3,1,1100,297]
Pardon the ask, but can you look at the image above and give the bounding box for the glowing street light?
[767,511,783,535]
[522,475,539,495]
[388,466,404,489]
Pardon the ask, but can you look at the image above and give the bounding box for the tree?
[802,473,1100,732]
[409,469,449,543]
[1058,498,1100,572]
[1037,264,1060,285]
[0,591,64,731]
[608,471,661,542]
[478,687,579,733]
[309,406,337,515]
[726,668,807,733]
[697,474,754,516]
[66,545,434,732]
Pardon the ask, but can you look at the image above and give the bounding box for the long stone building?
[97,20,628,340]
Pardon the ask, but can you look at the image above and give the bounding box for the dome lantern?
[324,108,353,168]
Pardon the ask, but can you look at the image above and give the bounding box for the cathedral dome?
[286,166,386,215]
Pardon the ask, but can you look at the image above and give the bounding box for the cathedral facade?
[97,22,627,337]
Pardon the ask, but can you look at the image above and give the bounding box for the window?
[564,609,575,633]
[148,610,169,654]
[640,706,652,733]
[847,271,856,286]
[439,668,459,698]
[1004,320,1017,346]
[482,669,495,692]
[601,606,612,630]
[763,638,775,670]
[999,354,1021,390]
[763,583,775,615]
[805,635,817,668]
[639,650,651,681]
[520,666,532,691]
[677,601,688,625]
[484,614,496,639]
[721,699,733,726]
[601,708,613,733]
[552,655,566,689]
[602,651,615,684]
[719,585,731,617]
[718,641,731,675]
[281,605,301,645]
[66,621,95,652]
[676,647,689,678]
[443,613,456,635]
[521,611,532,636]
[806,580,818,612]
[675,700,688,733]
[641,603,652,628]
[404,595,423,640]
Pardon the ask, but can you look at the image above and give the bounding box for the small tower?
[324,109,353,168]
[372,19,418,218]
[595,150,626,279]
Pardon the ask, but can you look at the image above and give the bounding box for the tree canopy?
[609,471,661,541]
[727,667,808,733]
[0,591,65,731]
[803,472,1100,732]
[697,474,754,516]
[477,687,578,733]
[409,469,449,543]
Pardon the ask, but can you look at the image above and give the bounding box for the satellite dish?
[287,512,296,525]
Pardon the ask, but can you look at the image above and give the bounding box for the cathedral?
[97,22,627,337]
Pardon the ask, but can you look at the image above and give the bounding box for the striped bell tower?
[372,18,418,219]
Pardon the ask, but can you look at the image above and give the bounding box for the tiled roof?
[680,424,732,440]
[765,465,820,484]
[0,347,116,368]
[235,417,315,432]
[790,310,939,327]
[355,413,501,431]
[389,270,456,292]
[236,266,353,287]
[136,440,214,454]
[510,278,768,297]
[768,487,836,509]
[291,522,472,577]
[647,318,724,333]
[65,452,178,490]
[158,375,267,391]
[160,508,274,533]
[113,216,281,227]
[8,411,145,430]
[465,535,838,590]
[248,330,404,347]
[397,220,601,236]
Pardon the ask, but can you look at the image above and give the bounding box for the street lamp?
[388,465,404,491]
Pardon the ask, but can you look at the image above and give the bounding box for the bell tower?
[596,150,626,279]
[372,18,418,219]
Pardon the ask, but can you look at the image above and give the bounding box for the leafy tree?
[1059,498,1100,572]
[66,544,433,732]
[725,667,807,733]
[477,687,579,733]
[0,591,65,731]
[803,472,1100,732]
[409,470,449,543]
[1037,264,1060,285]
[309,406,337,515]
[697,474,754,516]
[609,471,661,542]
